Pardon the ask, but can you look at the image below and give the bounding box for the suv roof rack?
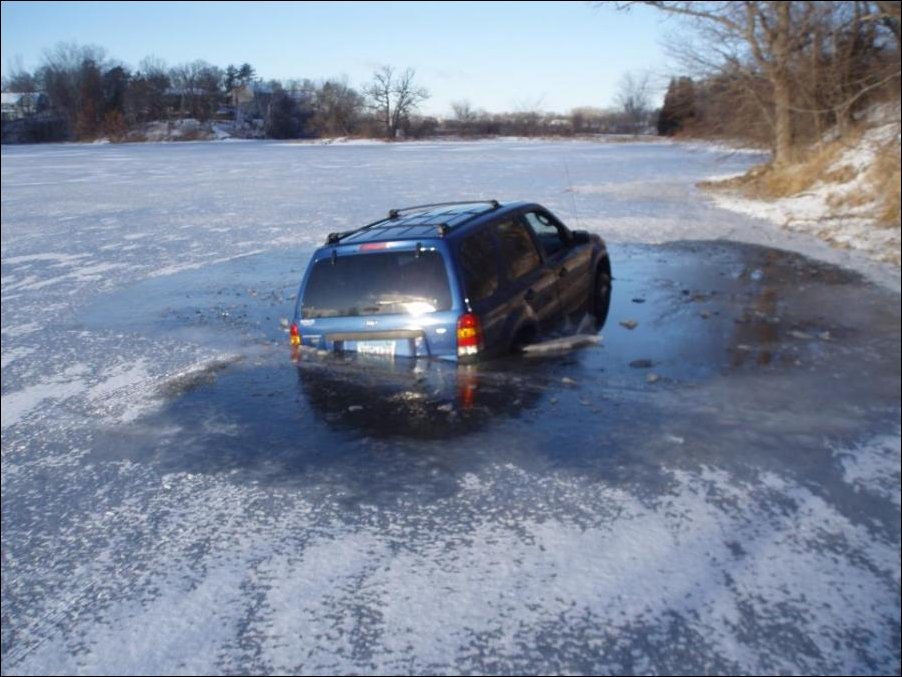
[325,200,501,245]
[325,214,389,245]
[387,200,500,219]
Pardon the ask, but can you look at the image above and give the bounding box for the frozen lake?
[2,139,900,674]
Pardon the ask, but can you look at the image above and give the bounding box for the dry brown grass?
[702,135,862,199]
[869,143,901,225]
[701,122,901,230]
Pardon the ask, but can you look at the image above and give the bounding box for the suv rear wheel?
[510,324,538,354]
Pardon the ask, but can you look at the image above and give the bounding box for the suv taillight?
[289,322,300,346]
[457,313,482,357]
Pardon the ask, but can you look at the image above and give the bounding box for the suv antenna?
[563,158,581,228]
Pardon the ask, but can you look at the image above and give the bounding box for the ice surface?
[2,140,899,674]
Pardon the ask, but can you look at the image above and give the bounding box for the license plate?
[356,340,396,357]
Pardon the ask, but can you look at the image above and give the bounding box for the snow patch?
[1,364,90,429]
[1,345,35,369]
[148,249,267,278]
[833,427,902,509]
[2,252,88,266]
[1,321,43,337]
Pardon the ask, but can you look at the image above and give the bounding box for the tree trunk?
[771,72,794,165]
[385,102,393,139]
[770,2,794,166]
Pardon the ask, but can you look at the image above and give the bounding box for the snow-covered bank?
[708,186,900,265]
[701,107,902,269]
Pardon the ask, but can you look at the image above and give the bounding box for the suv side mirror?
[570,230,591,245]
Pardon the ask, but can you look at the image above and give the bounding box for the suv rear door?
[521,209,593,318]
[493,218,561,332]
[456,227,507,353]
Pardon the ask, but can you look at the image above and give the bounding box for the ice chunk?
[521,334,601,354]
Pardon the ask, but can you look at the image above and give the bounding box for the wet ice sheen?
[1,141,900,675]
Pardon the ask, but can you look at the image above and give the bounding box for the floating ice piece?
[521,334,601,354]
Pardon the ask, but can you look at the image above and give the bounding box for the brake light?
[457,313,482,357]
[289,322,300,346]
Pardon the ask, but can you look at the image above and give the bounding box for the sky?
[1,1,678,115]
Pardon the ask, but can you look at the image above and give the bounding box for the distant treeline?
[4,1,899,149]
[1,45,656,144]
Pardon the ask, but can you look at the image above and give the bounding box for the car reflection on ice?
[290,346,550,439]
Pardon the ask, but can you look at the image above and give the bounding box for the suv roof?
[327,200,531,245]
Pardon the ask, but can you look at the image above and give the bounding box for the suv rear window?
[302,250,452,319]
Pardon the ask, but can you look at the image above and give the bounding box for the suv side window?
[494,219,541,281]
[459,228,499,302]
[523,211,567,258]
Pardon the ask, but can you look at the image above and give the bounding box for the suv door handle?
[524,288,536,302]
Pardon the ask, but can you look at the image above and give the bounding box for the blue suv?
[290,200,611,362]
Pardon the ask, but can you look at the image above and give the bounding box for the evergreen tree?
[657,76,696,136]
[224,64,239,94]
[237,63,256,85]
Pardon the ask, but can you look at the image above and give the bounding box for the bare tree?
[364,66,429,139]
[510,95,546,136]
[616,2,823,164]
[36,43,108,138]
[313,77,364,136]
[451,100,476,123]
[649,1,900,149]
[811,2,900,134]
[450,100,480,135]
[570,106,611,134]
[4,55,37,92]
[875,0,901,48]
[169,60,222,121]
[125,56,170,124]
[616,71,652,133]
